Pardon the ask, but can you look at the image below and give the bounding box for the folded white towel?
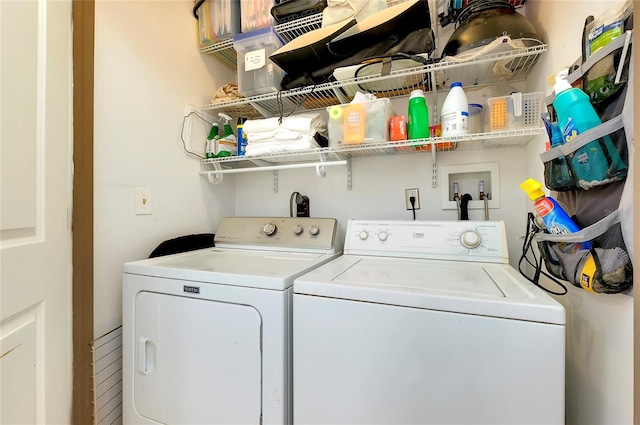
[247,128,313,143]
[242,117,280,134]
[244,135,320,156]
[243,112,326,135]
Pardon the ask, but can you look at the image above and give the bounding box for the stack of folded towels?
[243,112,328,156]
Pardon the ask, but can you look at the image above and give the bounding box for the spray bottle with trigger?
[216,113,237,157]
[205,120,219,159]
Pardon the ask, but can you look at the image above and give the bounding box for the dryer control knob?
[293,225,303,235]
[359,231,369,240]
[460,230,481,249]
[378,231,389,241]
[309,225,319,236]
[263,222,277,236]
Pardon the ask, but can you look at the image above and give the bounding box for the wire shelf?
[200,127,544,174]
[202,41,547,119]
[199,14,324,68]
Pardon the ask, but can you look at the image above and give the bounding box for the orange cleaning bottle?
[342,103,366,144]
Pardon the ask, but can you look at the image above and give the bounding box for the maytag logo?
[183,285,200,294]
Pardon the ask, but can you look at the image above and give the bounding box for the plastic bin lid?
[233,26,284,45]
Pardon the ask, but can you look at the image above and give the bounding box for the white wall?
[525,1,633,424]
[235,147,530,264]
[94,0,236,336]
[93,1,634,423]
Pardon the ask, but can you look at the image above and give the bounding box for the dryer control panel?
[344,220,509,263]
[215,217,341,253]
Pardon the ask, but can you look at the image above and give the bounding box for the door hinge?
[259,415,263,425]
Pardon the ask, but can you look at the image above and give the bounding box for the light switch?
[135,187,153,215]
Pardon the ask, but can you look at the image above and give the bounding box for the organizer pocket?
[534,210,632,294]
[540,114,627,191]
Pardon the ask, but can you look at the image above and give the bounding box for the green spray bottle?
[216,113,237,157]
[205,121,219,159]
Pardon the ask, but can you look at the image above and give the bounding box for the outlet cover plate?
[135,187,153,215]
[405,188,420,210]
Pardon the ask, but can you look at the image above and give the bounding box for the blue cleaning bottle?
[548,123,575,191]
[520,178,591,250]
[237,117,247,156]
[552,69,625,188]
[520,178,580,235]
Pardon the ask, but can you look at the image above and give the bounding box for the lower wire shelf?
[199,127,545,189]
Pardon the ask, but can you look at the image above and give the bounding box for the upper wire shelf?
[199,14,325,69]
[202,40,548,119]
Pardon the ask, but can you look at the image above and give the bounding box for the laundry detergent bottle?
[441,81,468,137]
[407,89,430,140]
[552,69,625,188]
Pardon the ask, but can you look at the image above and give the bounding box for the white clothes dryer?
[122,217,341,425]
[293,220,565,425]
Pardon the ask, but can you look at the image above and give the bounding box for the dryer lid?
[294,256,565,325]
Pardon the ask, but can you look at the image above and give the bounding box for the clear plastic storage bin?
[240,0,276,33]
[485,92,543,131]
[327,98,395,146]
[233,27,285,97]
[197,0,241,46]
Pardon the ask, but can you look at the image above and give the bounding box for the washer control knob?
[378,231,389,241]
[263,222,277,236]
[460,230,481,249]
[359,231,369,240]
[309,225,319,236]
[293,225,303,235]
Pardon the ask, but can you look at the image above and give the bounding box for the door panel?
[0,0,73,423]
[134,292,262,425]
[0,0,38,237]
[0,304,42,424]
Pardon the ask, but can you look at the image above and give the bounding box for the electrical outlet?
[405,188,420,210]
[135,187,153,215]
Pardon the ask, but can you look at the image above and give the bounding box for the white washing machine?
[122,217,341,425]
[294,220,565,425]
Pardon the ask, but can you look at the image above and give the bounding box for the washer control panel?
[344,220,508,263]
[215,217,340,252]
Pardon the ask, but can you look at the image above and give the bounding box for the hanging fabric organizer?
[534,28,634,295]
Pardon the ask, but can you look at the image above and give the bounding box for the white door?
[134,292,262,425]
[0,0,73,424]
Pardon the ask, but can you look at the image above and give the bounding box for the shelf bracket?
[207,162,224,185]
[347,159,352,190]
[273,170,278,193]
[316,153,327,178]
[431,147,437,188]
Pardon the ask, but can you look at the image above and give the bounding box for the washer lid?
[124,247,340,291]
[294,256,565,325]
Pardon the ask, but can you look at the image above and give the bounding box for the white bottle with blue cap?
[441,81,469,137]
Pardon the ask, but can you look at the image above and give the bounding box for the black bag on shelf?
[281,27,435,90]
